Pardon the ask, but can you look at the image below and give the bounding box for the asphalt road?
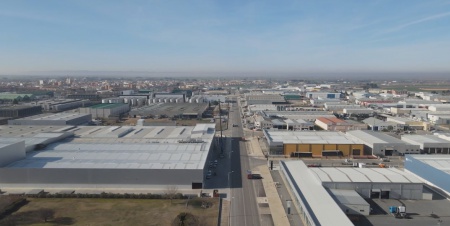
[228,98,262,226]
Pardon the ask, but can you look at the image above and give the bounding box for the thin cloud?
[382,11,450,34]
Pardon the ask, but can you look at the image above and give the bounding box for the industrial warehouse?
[263,130,365,157]
[8,112,92,126]
[280,160,426,226]
[0,124,216,191]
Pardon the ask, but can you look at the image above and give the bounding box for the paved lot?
[357,198,450,226]
[271,170,304,226]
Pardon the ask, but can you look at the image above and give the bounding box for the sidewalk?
[248,138,290,226]
[220,199,230,226]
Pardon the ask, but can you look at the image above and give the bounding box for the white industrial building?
[0,141,25,167]
[280,161,423,226]
[401,135,450,154]
[362,117,401,131]
[262,111,334,122]
[427,112,450,125]
[346,130,420,156]
[8,113,92,126]
[0,124,216,191]
[343,108,374,115]
[306,92,341,99]
[428,105,450,112]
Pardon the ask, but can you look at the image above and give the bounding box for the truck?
[389,205,407,218]
[247,171,262,179]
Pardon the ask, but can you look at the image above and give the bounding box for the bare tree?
[38,208,55,222]
[165,185,179,204]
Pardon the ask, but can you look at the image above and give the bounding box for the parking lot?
[357,194,450,226]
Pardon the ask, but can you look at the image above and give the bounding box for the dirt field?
[1,198,219,226]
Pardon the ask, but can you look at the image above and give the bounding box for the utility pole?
[219,101,223,154]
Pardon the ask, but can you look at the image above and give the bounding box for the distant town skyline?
[1,1,450,75]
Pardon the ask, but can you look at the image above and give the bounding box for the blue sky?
[1,0,450,75]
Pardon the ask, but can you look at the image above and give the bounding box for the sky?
[1,0,450,76]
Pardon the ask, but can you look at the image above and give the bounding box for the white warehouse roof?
[281,161,354,226]
[346,130,410,145]
[2,124,215,170]
[265,131,359,145]
[310,167,422,183]
[402,135,450,149]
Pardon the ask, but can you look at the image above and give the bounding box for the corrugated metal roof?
[281,161,354,226]
[310,167,422,183]
[2,124,215,170]
[267,131,359,144]
[328,189,370,206]
[346,130,408,144]
[410,155,450,174]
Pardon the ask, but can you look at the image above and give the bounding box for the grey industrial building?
[280,160,424,226]
[37,99,91,112]
[401,135,450,154]
[0,106,42,118]
[130,103,208,119]
[245,94,287,105]
[346,130,420,156]
[8,113,92,126]
[0,124,216,190]
[79,103,130,119]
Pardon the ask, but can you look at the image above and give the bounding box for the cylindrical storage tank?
[175,98,179,103]
[164,98,168,103]
[169,98,173,103]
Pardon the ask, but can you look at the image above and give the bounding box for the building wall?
[0,168,203,188]
[372,143,421,156]
[8,114,92,126]
[280,161,320,226]
[80,105,130,118]
[0,142,26,167]
[322,182,423,200]
[283,143,364,157]
[0,106,42,118]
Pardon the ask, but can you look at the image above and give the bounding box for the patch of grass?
[1,198,219,226]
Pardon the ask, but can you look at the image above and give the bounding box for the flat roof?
[407,155,450,175]
[402,135,450,144]
[4,124,215,170]
[328,189,370,206]
[266,131,360,144]
[310,167,422,183]
[0,105,40,110]
[281,161,353,226]
[9,113,91,121]
[89,103,128,109]
[130,103,208,116]
[346,130,409,144]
